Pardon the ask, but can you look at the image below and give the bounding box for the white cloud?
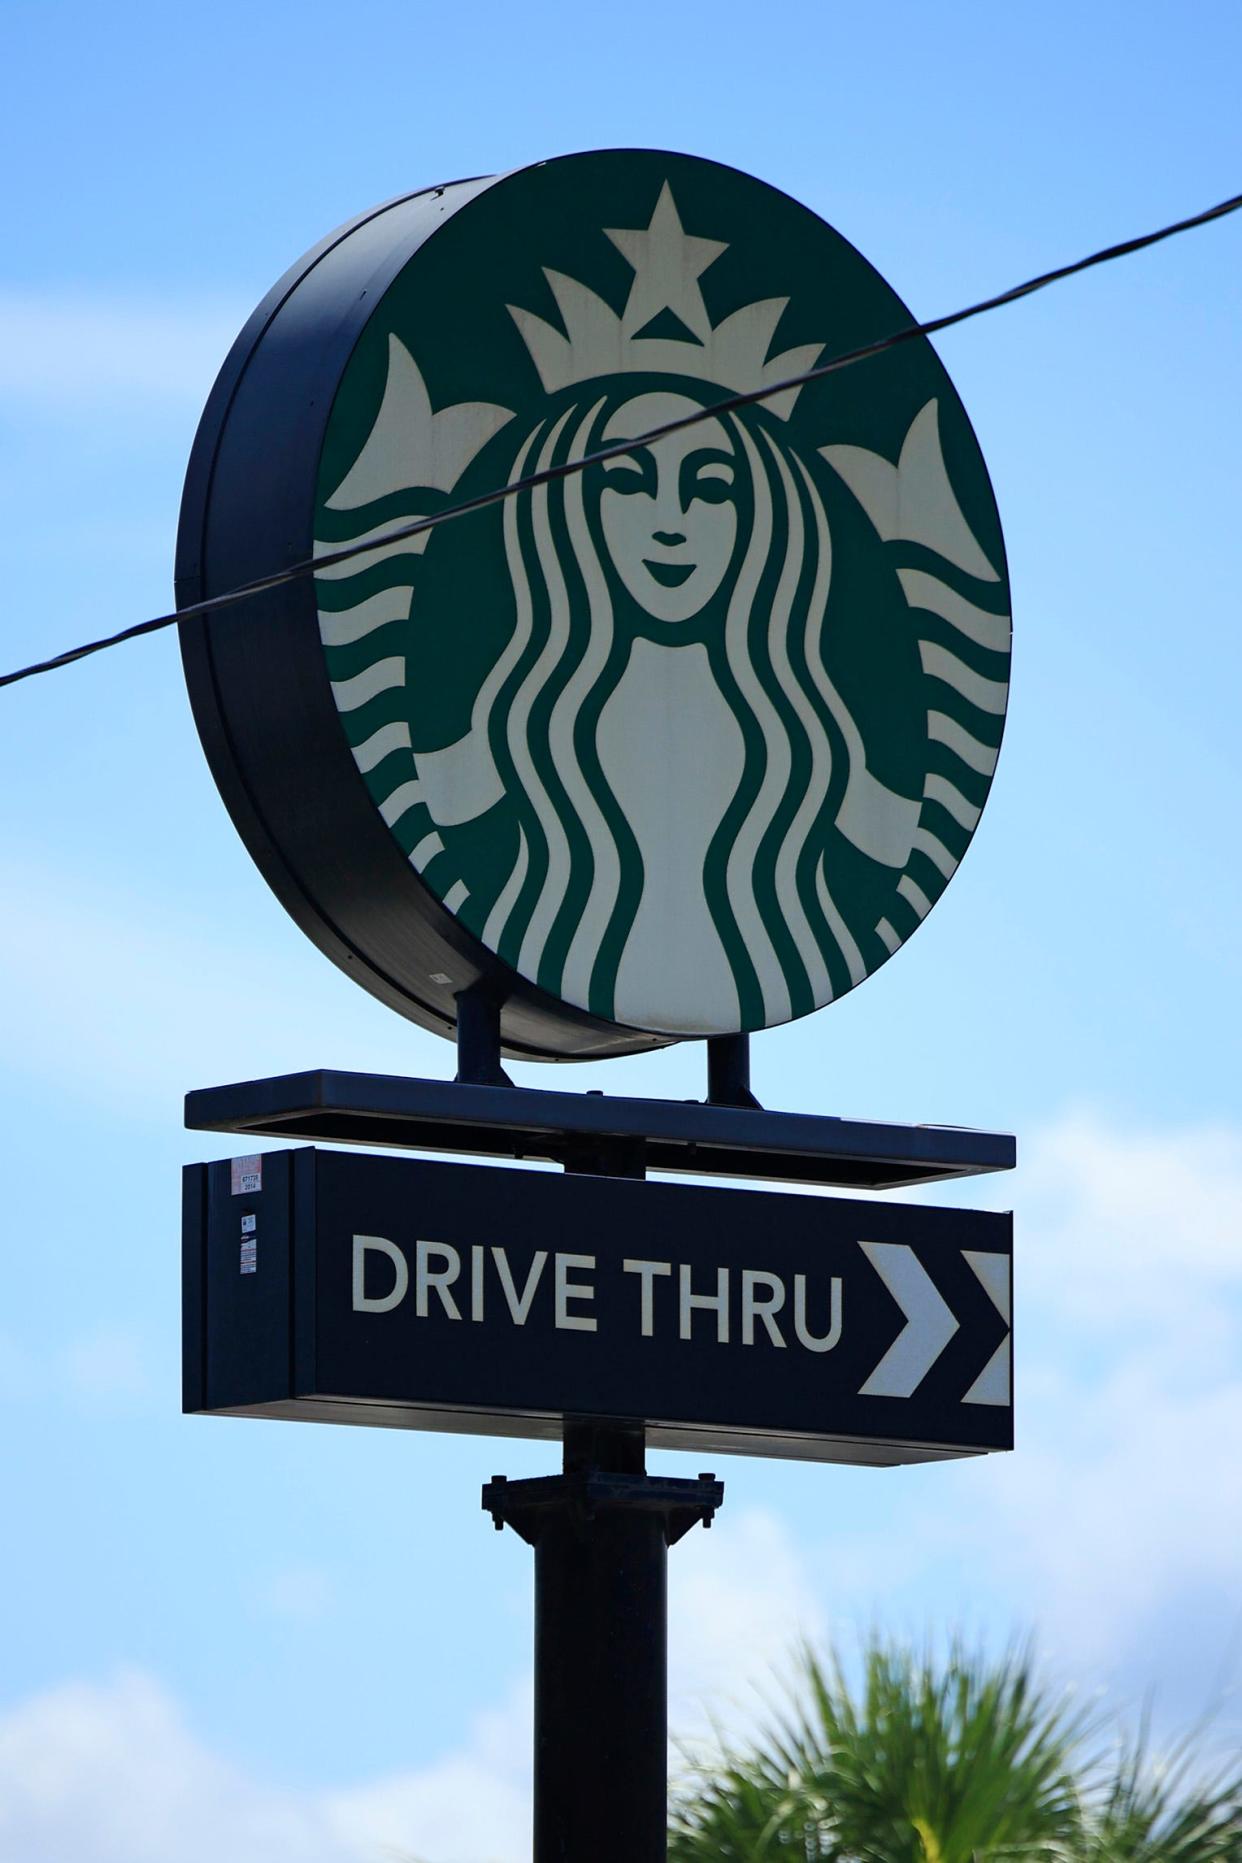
[986,1367,1242,1670]
[0,1672,349,1863]
[326,1676,531,1863]
[0,291,245,413]
[670,1505,825,1743]
[0,1668,530,1863]
[1019,1109,1242,1350]
[947,1111,1242,1694]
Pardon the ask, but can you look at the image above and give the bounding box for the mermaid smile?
[643,559,695,589]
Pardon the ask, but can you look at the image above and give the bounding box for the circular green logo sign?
[182,150,1009,1055]
[313,153,1009,1039]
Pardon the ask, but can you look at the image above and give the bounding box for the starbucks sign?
[178,151,1010,1062]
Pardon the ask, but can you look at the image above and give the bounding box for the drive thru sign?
[185,1149,1011,1466]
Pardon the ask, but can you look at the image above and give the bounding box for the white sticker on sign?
[231,1155,262,1196]
[241,1214,257,1235]
[240,1238,258,1275]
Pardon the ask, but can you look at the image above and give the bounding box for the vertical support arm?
[707,1032,762,1109]
[455,981,513,1088]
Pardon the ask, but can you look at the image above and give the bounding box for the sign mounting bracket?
[706,1031,761,1109]
[454,981,514,1088]
[186,1068,1014,1192]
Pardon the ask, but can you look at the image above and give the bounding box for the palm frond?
[670,1633,1088,1862]
[1075,1713,1242,1863]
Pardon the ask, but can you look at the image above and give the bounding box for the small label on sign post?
[240,1208,259,1273]
[231,1156,262,1196]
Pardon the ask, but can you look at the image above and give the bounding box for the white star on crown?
[508,181,824,418]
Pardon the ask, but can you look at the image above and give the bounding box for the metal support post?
[454,981,514,1087]
[483,1424,722,1863]
[707,1031,762,1108]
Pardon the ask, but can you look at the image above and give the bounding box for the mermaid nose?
[653,530,685,547]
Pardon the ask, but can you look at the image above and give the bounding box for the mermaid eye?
[687,455,736,504]
[600,451,648,494]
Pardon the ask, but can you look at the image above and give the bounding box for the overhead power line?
[3,184,1240,694]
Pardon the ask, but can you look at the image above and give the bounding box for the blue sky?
[2,2,1241,1857]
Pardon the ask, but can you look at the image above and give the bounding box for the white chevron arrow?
[961,1249,1012,1407]
[858,1242,959,1398]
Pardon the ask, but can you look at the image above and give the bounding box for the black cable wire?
[3,184,1240,693]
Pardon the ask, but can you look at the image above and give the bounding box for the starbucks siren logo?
[312,162,1010,1038]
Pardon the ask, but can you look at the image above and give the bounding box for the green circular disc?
[309,149,1010,1039]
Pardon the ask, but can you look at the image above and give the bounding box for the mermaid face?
[598,393,738,625]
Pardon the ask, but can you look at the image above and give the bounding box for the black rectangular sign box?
[183,1150,1012,1467]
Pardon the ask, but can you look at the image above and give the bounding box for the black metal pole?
[536,1422,667,1861]
[483,1437,722,1863]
